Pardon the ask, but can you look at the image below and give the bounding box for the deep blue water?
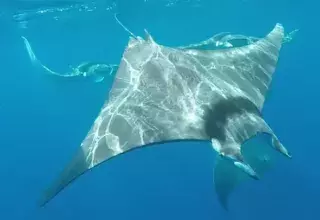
[0,0,319,219]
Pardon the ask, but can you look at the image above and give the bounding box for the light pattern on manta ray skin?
[40,23,292,209]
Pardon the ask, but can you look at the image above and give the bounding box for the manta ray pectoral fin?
[38,149,89,207]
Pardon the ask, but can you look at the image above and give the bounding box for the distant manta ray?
[21,36,117,82]
[40,23,292,209]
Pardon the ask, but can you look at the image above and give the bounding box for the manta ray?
[21,36,117,82]
[40,23,291,209]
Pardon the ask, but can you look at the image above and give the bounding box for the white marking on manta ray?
[39,23,292,210]
[21,36,117,82]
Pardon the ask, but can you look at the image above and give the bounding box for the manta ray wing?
[40,24,288,207]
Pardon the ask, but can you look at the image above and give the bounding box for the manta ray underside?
[40,23,291,209]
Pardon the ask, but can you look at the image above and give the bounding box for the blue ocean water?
[0,0,319,219]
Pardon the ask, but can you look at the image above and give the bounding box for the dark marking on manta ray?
[204,96,261,142]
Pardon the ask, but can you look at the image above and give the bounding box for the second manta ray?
[40,23,291,209]
[21,36,117,82]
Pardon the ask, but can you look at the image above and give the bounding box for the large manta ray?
[40,23,291,209]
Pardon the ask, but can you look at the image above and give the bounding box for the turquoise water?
[0,0,319,219]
